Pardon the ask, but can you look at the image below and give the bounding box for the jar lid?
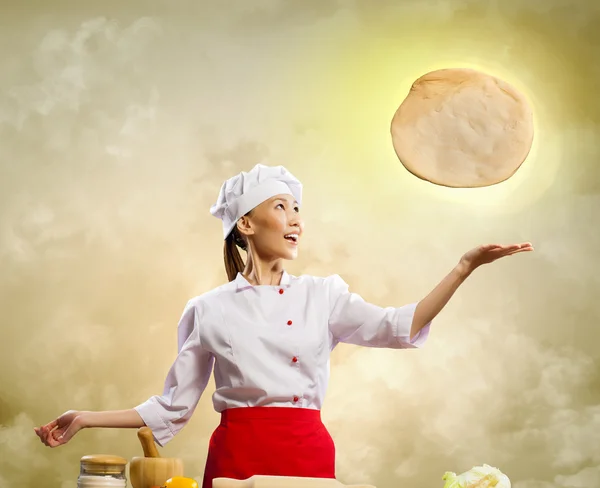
[80,455,127,475]
[81,455,127,465]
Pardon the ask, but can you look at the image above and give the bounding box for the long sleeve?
[326,274,431,349]
[134,299,215,447]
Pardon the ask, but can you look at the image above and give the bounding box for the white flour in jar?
[77,474,127,488]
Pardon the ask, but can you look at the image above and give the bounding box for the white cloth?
[210,164,303,239]
[134,271,431,446]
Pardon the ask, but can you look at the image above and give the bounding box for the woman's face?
[239,193,304,260]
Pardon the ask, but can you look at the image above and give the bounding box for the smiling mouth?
[284,235,298,245]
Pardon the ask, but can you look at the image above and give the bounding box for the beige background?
[1,1,599,487]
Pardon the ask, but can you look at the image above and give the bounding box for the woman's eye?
[276,203,300,212]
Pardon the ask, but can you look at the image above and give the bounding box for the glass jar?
[77,454,127,488]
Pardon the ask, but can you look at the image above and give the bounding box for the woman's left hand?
[459,242,534,275]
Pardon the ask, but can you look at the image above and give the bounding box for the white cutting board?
[212,475,375,488]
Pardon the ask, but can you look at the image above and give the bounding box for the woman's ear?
[237,216,254,237]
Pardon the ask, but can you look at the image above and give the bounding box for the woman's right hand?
[34,410,86,447]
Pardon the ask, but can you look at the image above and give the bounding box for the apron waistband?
[220,406,321,422]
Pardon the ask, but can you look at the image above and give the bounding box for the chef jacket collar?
[235,269,291,291]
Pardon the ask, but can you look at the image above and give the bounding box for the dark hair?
[224,211,251,282]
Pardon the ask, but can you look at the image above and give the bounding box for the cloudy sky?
[1,1,599,487]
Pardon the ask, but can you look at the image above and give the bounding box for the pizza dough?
[390,68,534,188]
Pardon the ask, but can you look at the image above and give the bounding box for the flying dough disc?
[390,68,534,188]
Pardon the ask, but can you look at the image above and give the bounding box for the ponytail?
[223,212,250,282]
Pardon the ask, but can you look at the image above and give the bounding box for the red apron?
[202,407,336,488]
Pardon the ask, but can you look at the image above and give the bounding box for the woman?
[34,164,533,487]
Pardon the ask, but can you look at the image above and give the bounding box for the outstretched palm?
[460,242,534,272]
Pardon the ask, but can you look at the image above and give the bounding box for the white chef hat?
[210,164,303,239]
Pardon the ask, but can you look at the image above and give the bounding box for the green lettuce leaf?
[442,464,511,488]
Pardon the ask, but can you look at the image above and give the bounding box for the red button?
[279,289,284,294]
[287,320,292,326]
[292,356,298,363]
[293,396,299,403]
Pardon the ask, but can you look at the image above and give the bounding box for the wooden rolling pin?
[212,475,375,488]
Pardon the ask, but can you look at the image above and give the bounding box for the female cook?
[34,164,534,488]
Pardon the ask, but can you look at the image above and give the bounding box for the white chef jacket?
[134,270,431,446]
